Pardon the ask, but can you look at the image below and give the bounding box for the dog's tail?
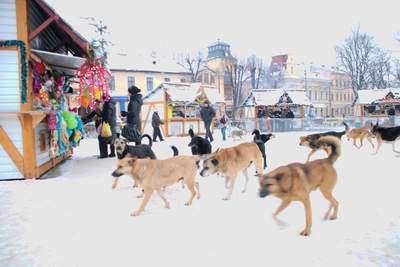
[317,136,341,164]
[252,129,260,137]
[343,121,350,132]
[141,134,153,147]
[171,145,179,156]
[188,128,195,138]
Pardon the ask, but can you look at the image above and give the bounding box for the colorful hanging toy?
[75,57,112,109]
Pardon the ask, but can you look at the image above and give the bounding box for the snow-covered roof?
[109,52,189,74]
[357,88,400,104]
[242,89,311,107]
[143,82,224,104]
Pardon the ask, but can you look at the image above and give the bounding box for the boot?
[109,143,116,158]
[98,137,108,158]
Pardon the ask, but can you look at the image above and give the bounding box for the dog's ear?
[211,158,219,166]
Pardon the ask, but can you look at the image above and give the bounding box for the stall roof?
[357,88,400,105]
[31,49,86,75]
[144,82,224,104]
[242,89,311,107]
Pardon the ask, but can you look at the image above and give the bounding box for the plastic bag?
[101,122,112,138]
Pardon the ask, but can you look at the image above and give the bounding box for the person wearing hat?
[151,109,164,142]
[121,85,143,133]
[200,100,216,142]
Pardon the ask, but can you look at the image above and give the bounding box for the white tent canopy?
[357,88,400,104]
[144,82,224,104]
[242,89,311,107]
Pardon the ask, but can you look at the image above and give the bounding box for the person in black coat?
[121,85,143,134]
[200,100,216,142]
[152,110,164,142]
[101,97,117,157]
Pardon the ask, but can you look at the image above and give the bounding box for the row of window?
[334,79,351,89]
[108,76,187,92]
[315,106,353,117]
[308,90,354,102]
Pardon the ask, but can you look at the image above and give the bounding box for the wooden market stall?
[355,88,400,127]
[141,82,225,136]
[241,88,311,131]
[0,0,90,180]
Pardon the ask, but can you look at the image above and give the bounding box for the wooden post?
[20,114,38,179]
[300,105,305,129]
[163,91,169,136]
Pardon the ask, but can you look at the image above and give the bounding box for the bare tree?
[246,55,265,89]
[336,27,376,103]
[369,48,392,89]
[177,53,204,82]
[226,60,250,119]
[393,58,400,84]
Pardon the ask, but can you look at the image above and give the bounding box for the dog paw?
[184,201,192,206]
[329,215,337,220]
[299,229,311,236]
[165,204,171,209]
[241,189,246,193]
[222,197,230,201]
[136,194,144,199]
[130,210,141,216]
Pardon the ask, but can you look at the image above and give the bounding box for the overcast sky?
[48,0,400,66]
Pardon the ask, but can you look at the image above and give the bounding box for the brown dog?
[111,155,200,216]
[346,127,374,149]
[199,142,263,200]
[299,136,331,162]
[259,136,341,236]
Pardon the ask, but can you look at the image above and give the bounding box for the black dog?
[303,122,349,142]
[114,138,178,160]
[252,129,275,169]
[371,122,400,154]
[188,128,212,155]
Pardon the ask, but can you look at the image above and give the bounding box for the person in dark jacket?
[200,100,216,142]
[121,85,143,134]
[152,110,164,142]
[101,97,117,157]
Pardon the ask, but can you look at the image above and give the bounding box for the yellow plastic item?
[101,122,112,137]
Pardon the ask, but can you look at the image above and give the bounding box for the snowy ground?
[1,131,400,267]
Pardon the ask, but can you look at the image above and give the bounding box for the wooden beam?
[31,113,47,128]
[163,91,169,136]
[20,114,38,179]
[37,152,71,177]
[16,0,33,111]
[0,127,24,174]
[29,15,59,41]
[141,104,153,133]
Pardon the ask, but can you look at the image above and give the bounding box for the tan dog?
[199,142,263,200]
[230,128,246,140]
[346,128,374,149]
[259,136,341,236]
[299,136,331,162]
[111,156,200,216]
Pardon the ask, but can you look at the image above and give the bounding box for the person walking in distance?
[219,112,229,141]
[200,100,216,142]
[152,109,164,142]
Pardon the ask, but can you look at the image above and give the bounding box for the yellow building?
[109,53,191,112]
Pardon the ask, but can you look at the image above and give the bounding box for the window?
[314,91,318,100]
[180,78,186,83]
[210,75,215,84]
[109,76,115,91]
[320,91,324,100]
[127,76,135,88]
[204,73,209,84]
[146,77,154,91]
[164,77,171,82]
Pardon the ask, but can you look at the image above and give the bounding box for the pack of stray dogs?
[110,121,400,236]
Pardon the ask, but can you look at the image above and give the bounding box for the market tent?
[357,88,400,105]
[242,89,311,107]
[31,49,86,75]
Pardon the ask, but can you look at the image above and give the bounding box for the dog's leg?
[184,181,197,206]
[367,135,374,149]
[306,149,316,162]
[156,189,170,209]
[392,142,400,154]
[224,177,230,189]
[372,137,382,155]
[300,197,312,236]
[358,138,364,149]
[322,193,339,221]
[223,175,237,200]
[272,199,291,220]
[195,182,200,200]
[241,169,250,193]
[131,188,154,216]
[111,178,119,190]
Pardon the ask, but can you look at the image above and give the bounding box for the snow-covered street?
[1,132,400,267]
